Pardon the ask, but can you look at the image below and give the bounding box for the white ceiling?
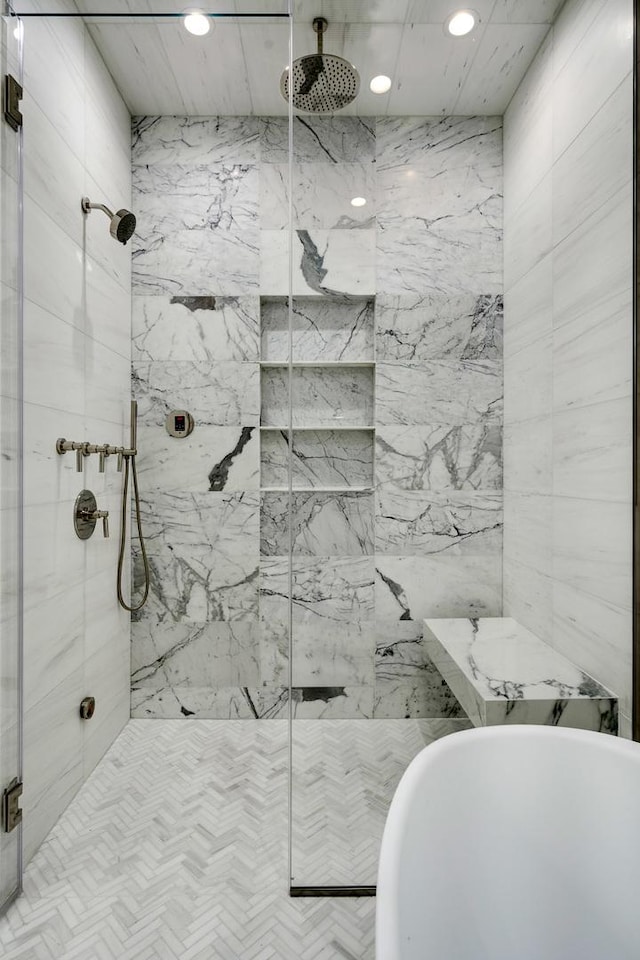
[69,0,566,116]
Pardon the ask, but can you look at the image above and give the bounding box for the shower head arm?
[312,16,327,54]
[81,197,114,220]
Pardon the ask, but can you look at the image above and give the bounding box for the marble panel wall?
[131,114,503,721]
[20,6,132,863]
[503,0,633,735]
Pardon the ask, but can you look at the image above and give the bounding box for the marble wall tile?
[376,361,502,427]
[131,684,288,719]
[290,686,374,720]
[375,556,502,621]
[136,423,260,493]
[374,621,464,719]
[260,116,376,164]
[375,293,502,362]
[552,399,632,503]
[503,255,552,357]
[504,331,552,423]
[503,416,552,495]
[132,295,260,363]
[260,163,376,231]
[552,288,632,412]
[261,428,374,490]
[376,423,502,492]
[503,556,553,643]
[258,620,375,688]
[261,366,374,427]
[377,223,502,298]
[138,491,259,560]
[133,543,259,626]
[132,192,260,297]
[261,491,374,556]
[377,162,501,229]
[261,228,376,297]
[133,361,260,426]
[375,488,502,557]
[132,116,261,165]
[260,556,375,624]
[376,116,502,172]
[131,621,261,690]
[261,296,374,362]
[503,171,552,290]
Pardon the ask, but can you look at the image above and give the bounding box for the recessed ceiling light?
[183,11,211,36]
[370,75,392,95]
[351,197,367,207]
[445,10,477,37]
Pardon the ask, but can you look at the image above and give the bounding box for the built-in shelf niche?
[260,296,374,363]
[259,296,375,493]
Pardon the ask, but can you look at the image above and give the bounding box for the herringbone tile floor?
[0,718,457,959]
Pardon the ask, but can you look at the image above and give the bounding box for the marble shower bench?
[423,617,618,734]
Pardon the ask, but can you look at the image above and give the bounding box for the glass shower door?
[0,10,23,912]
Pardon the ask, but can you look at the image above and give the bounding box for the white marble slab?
[132,116,261,166]
[376,423,502,491]
[261,296,374,363]
[375,556,502,622]
[260,556,375,624]
[423,617,618,732]
[261,428,374,490]
[260,228,376,298]
[132,295,260,363]
[260,116,375,164]
[375,488,502,557]
[260,163,376,231]
[376,361,502,427]
[261,366,374,428]
[133,361,260,427]
[136,423,260,494]
[261,490,374,557]
[375,293,502,362]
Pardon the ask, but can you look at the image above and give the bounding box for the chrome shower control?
[165,410,194,438]
[74,490,109,540]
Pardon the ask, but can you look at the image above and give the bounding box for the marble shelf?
[423,617,618,734]
[260,424,375,431]
[260,485,373,493]
[259,361,375,368]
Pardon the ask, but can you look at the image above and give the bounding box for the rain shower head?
[81,196,137,245]
[280,17,360,114]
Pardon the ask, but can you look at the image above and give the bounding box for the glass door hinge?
[3,74,23,131]
[2,778,23,833]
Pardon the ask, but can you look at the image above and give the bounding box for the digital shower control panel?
[165,410,194,438]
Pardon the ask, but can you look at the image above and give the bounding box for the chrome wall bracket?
[2,779,23,833]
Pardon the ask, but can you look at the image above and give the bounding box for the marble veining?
[261,490,374,557]
[260,557,375,624]
[260,162,376,231]
[376,423,502,491]
[261,296,374,362]
[376,360,502,427]
[375,556,502,622]
[132,295,260,363]
[376,488,503,556]
[261,428,374,490]
[376,294,503,362]
[133,361,259,426]
[423,617,618,732]
[260,228,376,297]
[261,366,374,427]
[376,116,502,171]
[136,424,260,493]
[260,116,376,164]
[132,115,261,165]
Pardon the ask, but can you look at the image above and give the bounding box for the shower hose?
[117,453,150,612]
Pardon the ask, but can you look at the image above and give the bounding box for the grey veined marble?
[376,361,502,427]
[132,295,260,363]
[261,297,374,362]
[261,429,374,490]
[261,366,374,427]
[260,116,376,164]
[132,116,261,165]
[376,423,502,491]
[261,491,374,556]
[376,294,502,362]
[260,557,375,624]
[133,361,259,427]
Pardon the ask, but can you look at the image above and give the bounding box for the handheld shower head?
[81,197,137,245]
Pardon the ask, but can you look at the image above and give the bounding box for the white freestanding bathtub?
[376,725,640,960]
